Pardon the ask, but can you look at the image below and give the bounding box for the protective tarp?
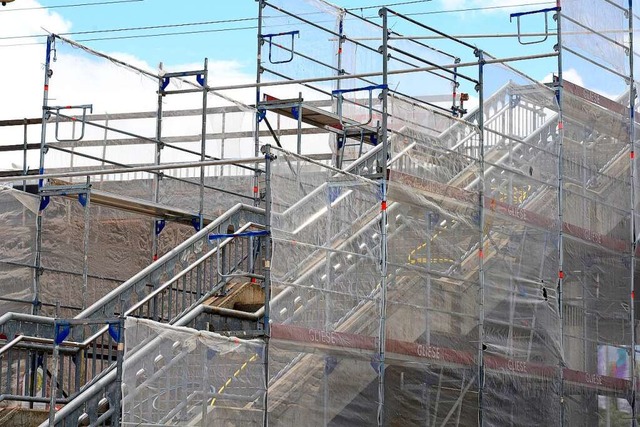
[268,149,383,425]
[121,317,266,426]
[561,1,636,424]
[0,187,37,314]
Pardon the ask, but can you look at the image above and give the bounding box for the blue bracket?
[510,7,558,46]
[331,84,388,96]
[155,219,166,236]
[78,193,88,207]
[191,217,201,232]
[161,77,171,91]
[196,74,205,87]
[291,106,300,121]
[108,321,121,342]
[39,196,50,212]
[54,321,71,345]
[370,134,378,146]
[261,30,300,64]
[510,6,558,19]
[257,109,267,123]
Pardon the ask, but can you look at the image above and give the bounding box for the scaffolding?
[0,0,638,426]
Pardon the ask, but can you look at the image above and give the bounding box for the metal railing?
[0,205,266,423]
[22,81,558,423]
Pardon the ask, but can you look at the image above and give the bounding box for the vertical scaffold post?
[81,178,91,310]
[378,7,390,427]
[197,59,209,300]
[113,316,124,427]
[255,0,265,208]
[262,143,273,427]
[35,34,55,316]
[153,63,165,262]
[628,0,637,424]
[554,2,565,425]
[23,118,28,191]
[476,48,486,427]
[199,58,209,231]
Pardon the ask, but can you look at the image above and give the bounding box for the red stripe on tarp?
[270,324,631,392]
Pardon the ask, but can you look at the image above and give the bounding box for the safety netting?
[121,317,266,426]
[561,1,636,424]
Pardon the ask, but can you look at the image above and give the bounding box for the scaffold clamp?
[39,195,50,212]
[155,219,166,236]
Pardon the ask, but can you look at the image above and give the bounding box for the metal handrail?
[78,203,264,320]
[71,221,262,352]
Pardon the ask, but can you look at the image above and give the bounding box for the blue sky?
[4,0,558,75]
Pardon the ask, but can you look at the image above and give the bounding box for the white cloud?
[0,1,264,171]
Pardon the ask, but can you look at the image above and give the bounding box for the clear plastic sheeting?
[121,317,266,426]
[0,187,37,314]
[561,0,636,425]
[562,0,629,76]
[268,149,384,425]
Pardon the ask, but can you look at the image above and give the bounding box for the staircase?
[1,78,628,426]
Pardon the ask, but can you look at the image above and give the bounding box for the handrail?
[0,336,24,357]
[77,203,264,320]
[42,305,208,426]
[0,312,54,328]
[38,215,268,425]
[44,81,560,424]
[74,221,261,349]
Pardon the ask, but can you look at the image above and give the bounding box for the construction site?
[0,0,638,425]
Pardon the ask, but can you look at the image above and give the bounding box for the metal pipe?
[476,48,486,427]
[161,52,558,96]
[378,9,389,427]
[387,45,476,84]
[385,7,478,50]
[77,203,263,320]
[0,336,24,356]
[199,58,209,231]
[34,35,54,317]
[556,2,566,425]
[628,0,637,424]
[81,178,91,310]
[262,143,273,427]
[153,63,165,262]
[0,157,264,183]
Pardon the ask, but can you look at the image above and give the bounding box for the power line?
[0,0,143,12]
[346,0,432,11]
[0,25,258,48]
[0,1,561,48]
[408,1,554,16]
[0,17,257,41]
